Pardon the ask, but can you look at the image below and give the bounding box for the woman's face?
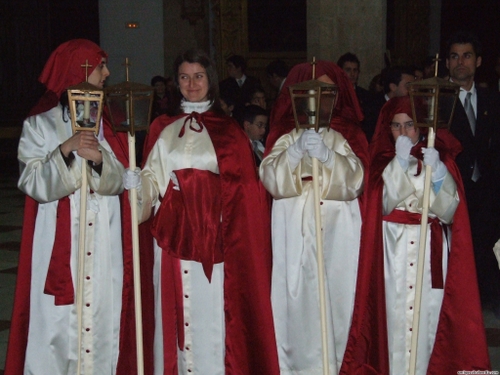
[88,58,110,88]
[178,62,209,102]
[390,112,420,144]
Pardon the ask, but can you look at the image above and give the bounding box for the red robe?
[340,97,491,374]
[5,39,141,375]
[140,111,280,374]
[5,118,140,375]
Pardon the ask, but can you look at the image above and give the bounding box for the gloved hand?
[169,172,180,191]
[304,130,330,162]
[422,147,447,181]
[287,130,309,170]
[288,129,309,156]
[395,135,413,171]
[123,168,141,190]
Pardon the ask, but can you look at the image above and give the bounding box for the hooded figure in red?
[340,96,490,374]
[259,60,368,374]
[5,39,137,374]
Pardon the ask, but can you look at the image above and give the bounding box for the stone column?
[307,0,386,89]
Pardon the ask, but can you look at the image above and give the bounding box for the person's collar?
[450,77,475,93]
[278,78,286,92]
[181,99,212,113]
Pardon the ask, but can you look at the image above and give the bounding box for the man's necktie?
[464,92,481,181]
[464,92,476,135]
[237,79,243,87]
[252,140,263,160]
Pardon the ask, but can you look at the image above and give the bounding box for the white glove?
[422,147,447,182]
[304,131,330,162]
[395,135,413,171]
[287,130,308,170]
[288,129,309,156]
[123,168,141,190]
[169,172,180,191]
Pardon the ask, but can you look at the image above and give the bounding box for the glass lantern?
[67,81,105,135]
[289,79,338,132]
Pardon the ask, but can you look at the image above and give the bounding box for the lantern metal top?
[289,79,338,91]
[105,58,154,135]
[408,54,460,130]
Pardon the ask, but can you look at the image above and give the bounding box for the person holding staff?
[341,96,490,374]
[5,39,127,374]
[123,49,279,375]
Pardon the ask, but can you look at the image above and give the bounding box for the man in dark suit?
[337,52,372,109]
[447,30,500,313]
[362,65,415,142]
[219,55,261,121]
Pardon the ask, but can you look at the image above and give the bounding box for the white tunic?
[137,109,225,375]
[381,156,459,375]
[17,104,125,374]
[260,128,364,374]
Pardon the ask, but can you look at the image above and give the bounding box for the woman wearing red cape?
[340,96,490,374]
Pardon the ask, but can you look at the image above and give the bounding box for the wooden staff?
[408,127,435,375]
[409,55,442,375]
[76,156,88,375]
[128,131,145,375]
[309,58,330,375]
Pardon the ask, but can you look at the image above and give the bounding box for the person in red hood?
[259,60,368,374]
[5,39,131,374]
[340,96,490,374]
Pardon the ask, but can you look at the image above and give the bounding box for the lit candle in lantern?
[308,89,316,125]
[83,93,91,125]
[428,91,435,123]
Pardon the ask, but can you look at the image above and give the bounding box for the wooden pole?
[408,127,435,375]
[128,132,145,375]
[76,160,88,375]
[312,156,330,375]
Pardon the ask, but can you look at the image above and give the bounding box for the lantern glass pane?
[107,91,152,131]
[106,94,130,127]
[291,87,336,129]
[74,93,102,129]
[412,90,457,127]
[318,88,336,128]
[292,92,317,127]
[132,93,153,128]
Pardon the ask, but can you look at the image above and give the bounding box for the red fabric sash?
[43,196,75,304]
[383,209,444,290]
[151,169,223,281]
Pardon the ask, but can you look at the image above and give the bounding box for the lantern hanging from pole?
[67,60,105,135]
[408,54,460,131]
[105,58,154,136]
[288,59,338,132]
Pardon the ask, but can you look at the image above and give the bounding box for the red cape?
[340,97,491,374]
[140,112,280,374]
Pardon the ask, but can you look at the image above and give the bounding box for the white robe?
[17,104,125,374]
[381,156,459,375]
[137,115,225,375]
[260,128,364,374]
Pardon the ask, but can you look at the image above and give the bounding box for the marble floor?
[1,152,500,373]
